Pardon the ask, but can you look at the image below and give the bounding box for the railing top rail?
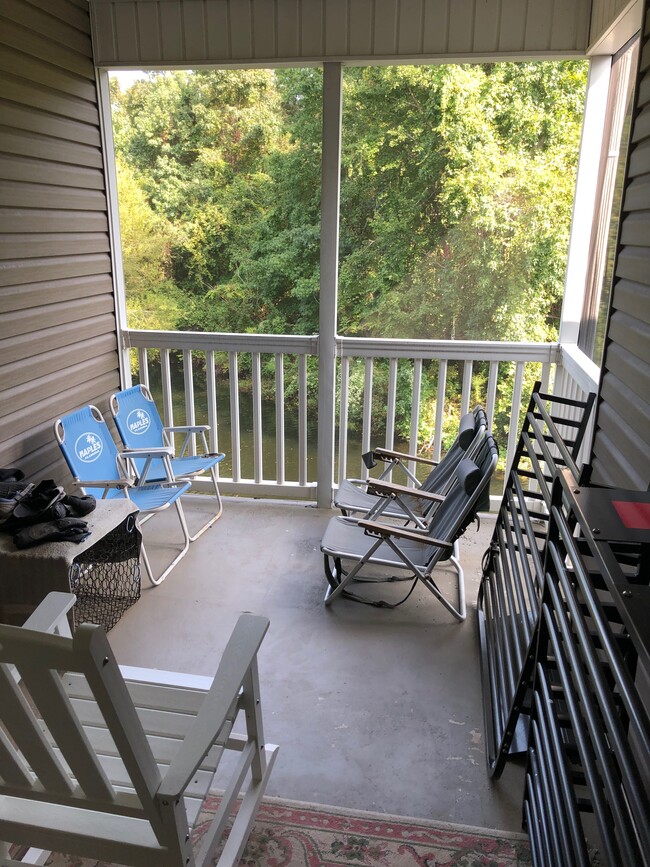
[125,329,319,355]
[338,336,561,362]
[126,328,562,364]
[559,342,600,393]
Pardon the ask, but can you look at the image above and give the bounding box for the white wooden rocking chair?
[0,593,278,867]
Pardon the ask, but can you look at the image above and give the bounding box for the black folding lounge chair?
[334,406,487,528]
[321,433,498,622]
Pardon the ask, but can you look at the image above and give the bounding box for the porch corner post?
[558,55,611,347]
[317,63,343,508]
[96,68,132,389]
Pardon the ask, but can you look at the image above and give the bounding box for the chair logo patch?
[75,432,103,463]
[127,409,151,435]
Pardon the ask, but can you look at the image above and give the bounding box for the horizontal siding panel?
[27,0,92,35]
[1,380,122,480]
[0,369,120,448]
[618,209,650,246]
[631,102,650,143]
[0,207,108,234]
[620,173,650,210]
[0,74,100,125]
[627,135,650,176]
[606,307,650,360]
[602,341,650,394]
[637,67,650,106]
[0,45,97,102]
[0,295,115,340]
[0,18,94,78]
[0,180,106,211]
[612,278,650,324]
[591,428,648,489]
[0,155,105,190]
[0,313,117,366]
[0,252,111,288]
[0,273,113,313]
[1,333,118,391]
[614,243,650,283]
[0,442,70,487]
[0,101,101,147]
[600,368,650,436]
[0,232,110,260]
[590,399,650,487]
[89,0,590,63]
[0,129,102,169]
[1,0,92,55]
[1,352,119,418]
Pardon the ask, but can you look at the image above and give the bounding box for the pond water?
[144,373,503,495]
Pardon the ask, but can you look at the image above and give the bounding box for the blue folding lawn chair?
[110,385,225,542]
[55,405,192,585]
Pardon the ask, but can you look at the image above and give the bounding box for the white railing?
[125,328,598,502]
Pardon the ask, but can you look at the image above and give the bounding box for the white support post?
[317,62,343,508]
[96,70,132,390]
[559,55,612,346]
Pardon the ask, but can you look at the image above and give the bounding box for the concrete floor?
[107,495,526,832]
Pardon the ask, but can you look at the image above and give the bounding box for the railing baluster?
[461,360,473,415]
[541,361,552,393]
[229,351,241,483]
[408,359,423,483]
[183,349,196,455]
[160,348,174,428]
[206,350,219,456]
[276,354,285,486]
[252,352,263,484]
[385,358,397,451]
[298,354,308,487]
[505,361,525,477]
[338,357,350,487]
[487,360,499,433]
[137,348,149,389]
[434,359,447,463]
[361,358,373,481]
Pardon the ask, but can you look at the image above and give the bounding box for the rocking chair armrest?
[366,479,445,502]
[373,447,437,466]
[158,614,270,800]
[21,592,76,635]
[358,519,454,549]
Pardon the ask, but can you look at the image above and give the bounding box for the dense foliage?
[111,62,587,448]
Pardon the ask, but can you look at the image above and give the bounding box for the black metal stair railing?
[523,471,650,866]
[477,382,596,777]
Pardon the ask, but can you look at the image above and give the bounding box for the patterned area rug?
[42,796,531,866]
